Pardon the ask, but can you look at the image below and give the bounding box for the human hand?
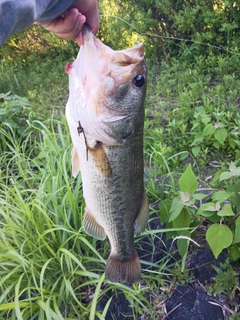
[38,0,99,45]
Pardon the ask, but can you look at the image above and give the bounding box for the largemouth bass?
[65,25,149,283]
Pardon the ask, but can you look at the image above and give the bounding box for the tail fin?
[105,249,141,284]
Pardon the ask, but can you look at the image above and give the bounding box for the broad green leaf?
[192,132,204,144]
[191,122,200,131]
[219,168,240,181]
[193,193,209,200]
[219,171,233,181]
[206,224,233,259]
[211,170,222,184]
[197,202,217,217]
[179,151,189,160]
[202,123,215,136]
[229,245,240,261]
[215,121,225,128]
[176,230,191,271]
[178,164,198,193]
[207,214,222,223]
[0,108,8,116]
[177,236,189,260]
[228,184,240,209]
[3,118,18,128]
[172,208,190,229]
[212,191,231,203]
[192,146,200,157]
[213,141,220,149]
[201,203,217,211]
[217,204,235,217]
[234,216,240,244]
[160,199,172,223]
[214,127,228,145]
[201,116,211,125]
[169,197,184,222]
[229,138,237,149]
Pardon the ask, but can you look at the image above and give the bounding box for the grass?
[0,56,71,118]
[1,39,240,318]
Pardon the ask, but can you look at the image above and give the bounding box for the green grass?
[0,56,71,118]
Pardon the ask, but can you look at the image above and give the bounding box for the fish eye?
[133,75,145,88]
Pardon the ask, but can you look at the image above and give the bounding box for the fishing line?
[99,14,240,56]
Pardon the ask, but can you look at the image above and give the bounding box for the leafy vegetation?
[0,0,240,318]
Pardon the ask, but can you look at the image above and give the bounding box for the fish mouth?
[80,24,113,70]
[81,24,103,54]
[82,24,93,43]
[80,24,145,74]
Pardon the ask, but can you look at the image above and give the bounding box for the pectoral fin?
[134,190,149,235]
[82,208,106,240]
[71,147,81,178]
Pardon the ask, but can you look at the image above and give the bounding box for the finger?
[56,9,86,36]
[75,32,84,46]
[42,8,86,38]
[71,0,99,35]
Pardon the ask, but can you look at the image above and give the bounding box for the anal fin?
[134,190,149,236]
[105,249,141,284]
[82,208,106,240]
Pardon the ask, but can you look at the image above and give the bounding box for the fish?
[65,25,149,283]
